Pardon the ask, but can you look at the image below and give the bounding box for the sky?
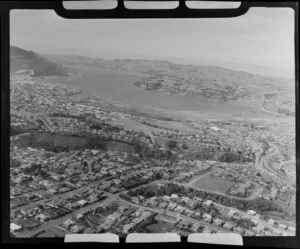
[10,3,295,79]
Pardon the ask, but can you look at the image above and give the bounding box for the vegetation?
[166,140,178,149]
[181,143,188,149]
[23,163,49,178]
[191,150,253,163]
[12,133,111,153]
[10,126,25,136]
[132,139,174,160]
[237,218,255,229]
[10,158,21,168]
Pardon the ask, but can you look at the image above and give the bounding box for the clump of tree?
[10,126,24,136]
[132,139,174,160]
[181,143,188,149]
[10,158,21,168]
[237,218,255,229]
[23,163,49,178]
[107,201,119,212]
[119,193,131,201]
[166,140,178,149]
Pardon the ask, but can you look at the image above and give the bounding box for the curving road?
[256,141,289,181]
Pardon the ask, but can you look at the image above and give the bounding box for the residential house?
[191,222,202,232]
[213,218,225,227]
[247,210,257,216]
[223,222,235,231]
[202,213,212,223]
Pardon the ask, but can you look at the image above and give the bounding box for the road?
[211,200,294,236]
[115,195,229,233]
[254,140,292,182]
[16,186,227,238]
[261,143,289,180]
[14,176,295,238]
[38,116,54,132]
[12,177,113,212]
[15,180,231,238]
[16,196,115,238]
[12,139,293,238]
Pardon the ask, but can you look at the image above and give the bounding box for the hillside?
[10,46,68,77]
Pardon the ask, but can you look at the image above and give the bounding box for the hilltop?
[10,46,68,77]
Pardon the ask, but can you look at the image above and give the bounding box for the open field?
[190,175,235,194]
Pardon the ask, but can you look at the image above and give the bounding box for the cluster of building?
[11,203,70,234]
[56,203,155,236]
[125,187,296,237]
[10,187,107,236]
[9,70,296,238]
[132,73,246,102]
[10,71,140,133]
[184,121,255,158]
[10,113,40,132]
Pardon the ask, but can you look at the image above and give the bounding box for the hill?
[10,46,68,77]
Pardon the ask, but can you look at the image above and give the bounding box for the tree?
[10,159,21,168]
[133,140,142,154]
[108,201,119,211]
[210,209,218,218]
[167,140,178,149]
[181,143,188,149]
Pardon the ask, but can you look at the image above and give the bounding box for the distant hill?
[10,46,68,77]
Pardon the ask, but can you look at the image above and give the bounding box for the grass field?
[191,175,235,194]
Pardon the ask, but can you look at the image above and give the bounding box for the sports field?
[191,175,235,194]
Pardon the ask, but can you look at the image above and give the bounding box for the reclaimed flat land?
[191,175,235,194]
